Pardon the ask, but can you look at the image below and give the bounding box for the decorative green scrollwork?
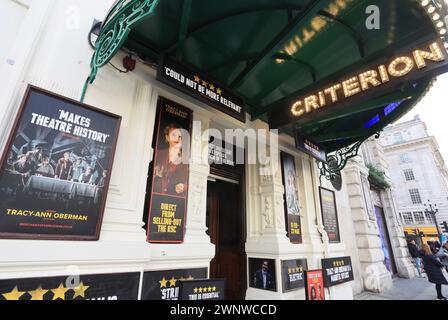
[81,0,160,102]
[319,131,381,181]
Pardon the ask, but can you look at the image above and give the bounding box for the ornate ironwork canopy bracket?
[319,131,381,181]
[80,0,160,103]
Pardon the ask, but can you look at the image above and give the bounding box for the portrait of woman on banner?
[286,169,301,215]
[153,123,189,197]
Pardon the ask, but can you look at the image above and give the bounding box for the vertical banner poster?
[280,152,302,244]
[0,272,140,300]
[281,259,308,293]
[147,97,192,243]
[0,86,121,240]
[319,187,341,243]
[304,270,325,301]
[248,258,277,292]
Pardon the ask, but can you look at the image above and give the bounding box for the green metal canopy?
[86,0,448,159]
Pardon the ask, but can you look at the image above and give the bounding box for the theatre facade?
[0,0,447,300]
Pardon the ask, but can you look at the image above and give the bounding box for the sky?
[395,72,448,162]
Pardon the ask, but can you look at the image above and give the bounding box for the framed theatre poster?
[0,272,140,300]
[280,152,302,244]
[146,97,192,243]
[304,270,325,300]
[321,256,354,288]
[248,258,277,292]
[0,85,121,240]
[141,268,208,300]
[281,259,307,293]
[319,187,341,243]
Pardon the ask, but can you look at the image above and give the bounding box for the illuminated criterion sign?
[290,41,447,119]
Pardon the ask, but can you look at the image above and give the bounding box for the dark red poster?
[146,97,192,243]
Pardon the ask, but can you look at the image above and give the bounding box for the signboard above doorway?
[295,132,327,163]
[157,55,246,123]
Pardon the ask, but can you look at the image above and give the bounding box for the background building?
[380,115,448,242]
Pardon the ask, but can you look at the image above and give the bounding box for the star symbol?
[209,84,215,91]
[51,283,69,300]
[194,288,198,294]
[288,268,292,273]
[201,80,208,87]
[2,286,26,300]
[73,282,90,299]
[159,277,168,289]
[194,75,201,83]
[198,287,203,293]
[187,276,194,280]
[216,88,223,95]
[29,286,48,300]
[212,286,217,292]
[208,287,212,292]
[203,287,208,293]
[169,277,177,287]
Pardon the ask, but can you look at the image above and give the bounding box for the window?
[400,153,411,163]
[425,212,434,224]
[413,211,425,224]
[401,212,414,225]
[394,132,404,143]
[409,189,422,204]
[404,169,415,181]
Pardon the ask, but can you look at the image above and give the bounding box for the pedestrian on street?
[408,240,424,277]
[421,243,448,300]
[436,242,448,273]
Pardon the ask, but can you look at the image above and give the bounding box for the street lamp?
[424,200,441,241]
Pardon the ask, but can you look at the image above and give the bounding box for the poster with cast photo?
[248,258,277,292]
[146,97,192,243]
[0,86,121,240]
[304,270,325,301]
[280,152,302,244]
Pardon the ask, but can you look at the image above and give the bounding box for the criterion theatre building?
[0,0,447,300]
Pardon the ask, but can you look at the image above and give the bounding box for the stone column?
[344,157,393,293]
[381,189,416,278]
[184,113,213,245]
[246,135,291,300]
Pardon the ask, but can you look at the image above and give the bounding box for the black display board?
[0,272,139,300]
[0,85,121,240]
[179,279,225,301]
[319,187,341,243]
[281,259,308,292]
[157,55,246,123]
[280,152,302,244]
[321,256,354,288]
[146,97,192,243]
[295,133,327,162]
[141,268,207,300]
[208,137,244,180]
